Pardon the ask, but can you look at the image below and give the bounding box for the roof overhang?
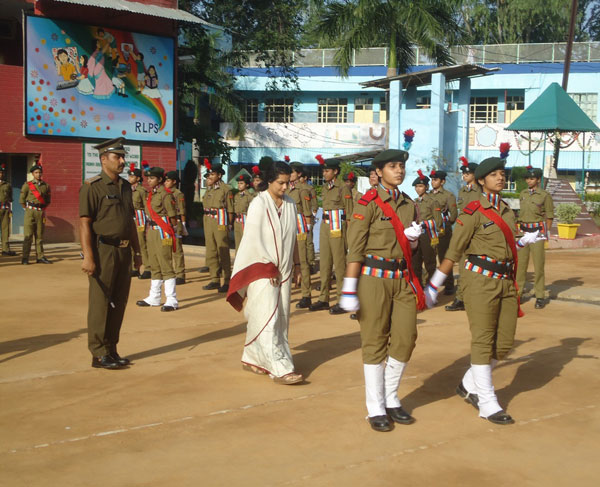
[360,64,500,90]
[324,150,383,164]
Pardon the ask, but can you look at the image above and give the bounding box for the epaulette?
[463,200,481,215]
[84,175,102,185]
[402,191,413,202]
[357,188,377,206]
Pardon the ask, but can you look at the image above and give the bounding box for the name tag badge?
[483,221,495,229]
[380,216,391,221]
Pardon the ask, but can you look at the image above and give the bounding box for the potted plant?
[555,203,581,239]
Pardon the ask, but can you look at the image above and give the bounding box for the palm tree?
[317,0,461,77]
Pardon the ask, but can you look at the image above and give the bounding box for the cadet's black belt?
[204,209,218,215]
[99,236,130,248]
[26,203,44,209]
[322,213,346,221]
[520,222,544,233]
[363,256,407,272]
[467,255,513,274]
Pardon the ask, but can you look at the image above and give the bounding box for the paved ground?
[1,245,599,486]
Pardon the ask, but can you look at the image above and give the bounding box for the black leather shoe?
[136,300,151,307]
[350,313,358,320]
[456,382,479,409]
[218,283,229,293]
[203,282,220,290]
[161,305,177,312]
[130,269,140,277]
[386,407,415,425]
[176,277,186,285]
[445,298,465,311]
[309,301,329,312]
[443,286,455,295]
[367,415,393,432]
[138,271,151,280]
[309,265,317,275]
[36,257,52,264]
[92,355,126,369]
[296,297,311,309]
[535,298,546,309]
[109,347,131,366]
[21,258,29,265]
[199,266,210,273]
[329,304,346,315]
[2,251,16,256]
[315,283,321,291]
[485,410,515,425]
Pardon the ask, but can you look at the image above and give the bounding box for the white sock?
[384,357,406,408]
[363,363,386,417]
[144,279,163,306]
[163,278,178,308]
[471,364,502,418]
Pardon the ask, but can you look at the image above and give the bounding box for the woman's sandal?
[242,363,268,375]
[271,372,304,385]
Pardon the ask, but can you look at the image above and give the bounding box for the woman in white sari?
[227,161,303,384]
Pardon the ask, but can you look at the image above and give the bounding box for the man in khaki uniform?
[0,164,16,256]
[128,162,151,279]
[429,169,457,294]
[79,137,142,369]
[20,162,51,265]
[339,149,423,432]
[288,162,314,308]
[310,157,353,314]
[202,162,233,293]
[165,170,187,285]
[516,166,554,309]
[136,166,179,311]
[232,173,255,250]
[446,158,480,311]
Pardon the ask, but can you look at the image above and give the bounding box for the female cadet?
[232,173,255,250]
[425,157,545,424]
[340,149,425,432]
[128,162,150,279]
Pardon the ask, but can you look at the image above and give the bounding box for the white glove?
[404,221,422,242]
[424,285,438,309]
[181,221,189,237]
[339,277,360,312]
[517,230,546,248]
[307,224,312,232]
[425,269,447,309]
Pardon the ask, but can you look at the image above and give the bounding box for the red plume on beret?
[460,156,469,167]
[348,172,355,180]
[417,169,425,179]
[499,142,511,159]
[284,155,290,162]
[205,159,212,172]
[252,165,260,175]
[141,159,150,170]
[430,169,436,177]
[129,162,136,172]
[526,165,533,170]
[315,154,325,165]
[0,163,6,170]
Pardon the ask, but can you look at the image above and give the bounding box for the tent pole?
[542,132,547,187]
[581,132,585,195]
[528,136,531,167]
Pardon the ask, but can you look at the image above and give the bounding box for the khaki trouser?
[307,224,316,266]
[516,239,545,299]
[436,228,454,289]
[412,233,437,286]
[205,216,231,284]
[297,233,311,298]
[173,221,185,279]
[133,225,150,272]
[357,275,418,364]
[22,208,45,259]
[0,209,10,252]
[88,242,131,357]
[455,254,467,301]
[462,270,518,364]
[147,226,175,280]
[234,221,244,250]
[318,221,346,303]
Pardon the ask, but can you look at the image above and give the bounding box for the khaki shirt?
[286,183,312,217]
[415,193,441,227]
[307,184,318,214]
[429,187,457,224]
[0,180,12,204]
[146,185,177,219]
[202,181,233,212]
[518,188,554,223]
[233,190,255,215]
[131,184,147,211]
[321,178,353,214]
[79,171,134,240]
[446,193,517,263]
[351,187,362,204]
[347,187,417,264]
[170,187,186,217]
[457,184,481,213]
[20,180,51,207]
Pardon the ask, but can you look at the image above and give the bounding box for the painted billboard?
[25,15,175,142]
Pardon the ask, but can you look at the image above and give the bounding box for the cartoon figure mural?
[25,16,174,142]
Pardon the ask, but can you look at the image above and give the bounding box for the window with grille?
[469,97,498,123]
[416,96,431,109]
[505,95,524,123]
[243,99,258,122]
[265,98,294,123]
[569,93,598,122]
[354,97,373,123]
[318,98,348,123]
[379,96,387,123]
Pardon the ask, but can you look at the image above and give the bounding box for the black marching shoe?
[37,257,52,264]
[2,250,16,256]
[296,297,312,309]
[92,355,126,370]
[535,298,546,309]
[329,304,346,315]
[456,382,479,409]
[385,407,415,425]
[443,286,455,295]
[199,266,210,273]
[485,410,515,425]
[445,298,465,311]
[218,283,229,293]
[21,258,29,265]
[368,415,393,432]
[176,277,186,285]
[138,270,151,280]
[161,305,177,312]
[109,347,131,366]
[309,301,329,312]
[203,282,220,290]
[136,300,151,307]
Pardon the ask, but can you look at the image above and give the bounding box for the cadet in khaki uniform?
[425,157,545,425]
[136,167,179,311]
[232,173,255,250]
[79,137,142,369]
[428,169,457,293]
[516,166,554,309]
[310,157,353,314]
[127,162,151,279]
[202,162,233,293]
[0,164,16,256]
[446,158,480,311]
[20,162,51,265]
[343,171,362,203]
[165,170,188,285]
[339,149,425,432]
[411,170,441,286]
[287,162,314,308]
[300,174,318,270]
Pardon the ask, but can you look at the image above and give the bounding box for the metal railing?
[242,42,600,68]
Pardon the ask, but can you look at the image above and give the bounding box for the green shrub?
[584,193,600,202]
[508,166,529,193]
[555,203,581,224]
[501,192,520,199]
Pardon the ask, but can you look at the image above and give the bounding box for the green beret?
[412,172,429,186]
[322,158,342,170]
[128,167,143,178]
[289,161,306,174]
[368,165,377,173]
[208,162,226,175]
[146,166,165,178]
[258,156,274,172]
[474,157,505,180]
[459,163,478,174]
[30,164,43,173]
[525,166,543,179]
[372,149,409,168]
[430,169,447,180]
[94,137,126,155]
[165,170,179,181]
[236,173,252,185]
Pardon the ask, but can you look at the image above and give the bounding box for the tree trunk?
[387,31,398,77]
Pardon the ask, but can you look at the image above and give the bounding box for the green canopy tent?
[505,82,600,189]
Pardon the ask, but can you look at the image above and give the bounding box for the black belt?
[26,203,44,208]
[467,255,513,274]
[520,223,543,233]
[322,214,346,221]
[99,236,130,248]
[363,256,407,272]
[204,209,217,215]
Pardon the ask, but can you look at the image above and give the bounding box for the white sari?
[227,191,298,378]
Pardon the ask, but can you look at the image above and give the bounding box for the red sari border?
[226,262,280,312]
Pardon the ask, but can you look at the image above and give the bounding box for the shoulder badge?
[84,175,102,185]
[463,200,481,215]
[344,194,351,199]
[401,191,413,202]
[357,188,377,206]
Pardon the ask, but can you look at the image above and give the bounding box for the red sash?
[28,181,46,206]
[146,190,177,251]
[464,200,524,317]
[369,190,426,311]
